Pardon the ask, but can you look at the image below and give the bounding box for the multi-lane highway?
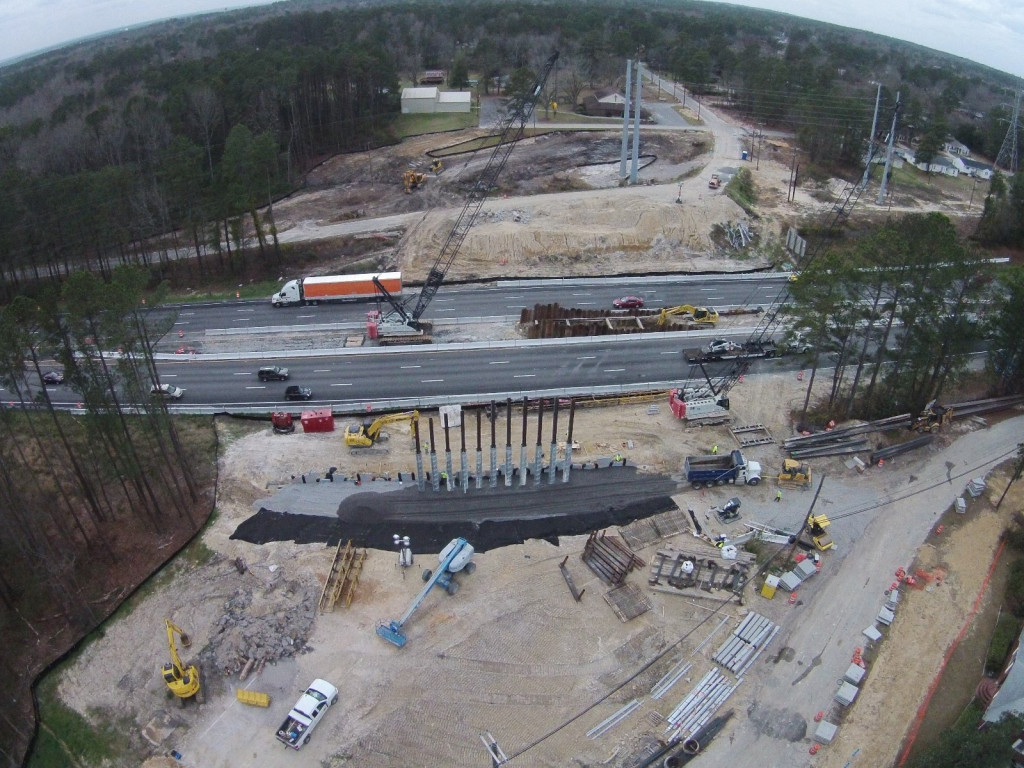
[168,274,792,335]
[26,274,800,409]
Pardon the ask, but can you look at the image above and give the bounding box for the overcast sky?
[1,0,1022,79]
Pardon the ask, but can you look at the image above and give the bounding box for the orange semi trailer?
[271,272,402,307]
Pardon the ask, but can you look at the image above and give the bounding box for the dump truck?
[684,449,762,489]
[685,339,780,363]
[276,678,339,750]
[272,272,402,307]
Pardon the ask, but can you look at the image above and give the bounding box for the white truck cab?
[272,280,302,307]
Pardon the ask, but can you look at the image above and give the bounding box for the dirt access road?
[46,85,1015,768]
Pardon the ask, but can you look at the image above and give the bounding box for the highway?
[165,273,792,335]
[30,332,807,410]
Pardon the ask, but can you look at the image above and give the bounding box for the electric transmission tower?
[995,87,1022,173]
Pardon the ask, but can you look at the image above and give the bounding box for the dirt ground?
[39,102,1020,768]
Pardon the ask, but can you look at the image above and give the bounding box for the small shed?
[301,409,335,433]
[438,91,472,113]
[401,87,439,114]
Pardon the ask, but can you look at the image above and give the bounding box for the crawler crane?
[370,51,559,341]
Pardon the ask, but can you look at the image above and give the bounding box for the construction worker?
[711,444,719,455]
[775,489,783,503]
[614,453,623,465]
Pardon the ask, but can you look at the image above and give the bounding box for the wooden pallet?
[582,531,645,586]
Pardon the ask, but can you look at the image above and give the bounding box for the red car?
[613,295,644,309]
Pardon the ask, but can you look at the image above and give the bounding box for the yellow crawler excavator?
[345,410,419,450]
[402,169,427,193]
[162,619,203,704]
[656,304,719,328]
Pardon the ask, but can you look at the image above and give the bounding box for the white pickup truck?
[275,678,338,750]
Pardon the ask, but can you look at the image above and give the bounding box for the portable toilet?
[301,409,335,433]
[761,574,780,599]
[741,150,749,160]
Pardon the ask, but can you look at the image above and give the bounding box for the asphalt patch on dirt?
[231,466,680,552]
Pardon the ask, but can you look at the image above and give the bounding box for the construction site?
[34,64,1024,768]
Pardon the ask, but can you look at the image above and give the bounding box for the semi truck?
[684,449,762,489]
[275,678,339,749]
[685,339,780,364]
[272,272,402,307]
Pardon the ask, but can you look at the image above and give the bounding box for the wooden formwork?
[582,531,645,586]
[318,540,367,612]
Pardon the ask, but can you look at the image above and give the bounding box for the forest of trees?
[1,0,1022,297]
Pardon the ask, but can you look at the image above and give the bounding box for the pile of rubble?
[199,581,319,678]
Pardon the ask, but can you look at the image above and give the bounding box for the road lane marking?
[236,308,255,313]
[421,378,444,383]
[313,369,331,373]
[604,368,625,372]
[297,314,315,319]
[330,383,353,387]
[489,361,509,365]
[513,374,535,378]
[401,365,421,369]
[232,372,251,376]
[174,321,189,325]
[245,386,266,390]
[576,355,596,360]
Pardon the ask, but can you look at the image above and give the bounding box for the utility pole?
[876,93,901,206]
[630,59,643,184]
[996,86,1022,173]
[860,83,882,190]
[619,59,632,181]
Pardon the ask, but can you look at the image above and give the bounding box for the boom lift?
[371,51,559,341]
[344,410,419,449]
[162,619,202,703]
[376,537,476,647]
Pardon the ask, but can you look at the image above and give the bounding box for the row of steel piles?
[411,397,577,492]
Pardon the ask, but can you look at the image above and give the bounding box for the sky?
[0,0,1022,79]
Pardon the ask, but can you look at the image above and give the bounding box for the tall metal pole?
[860,83,882,190]
[630,60,642,184]
[619,59,632,181]
[475,410,483,490]
[504,398,513,487]
[520,397,529,487]
[876,93,901,206]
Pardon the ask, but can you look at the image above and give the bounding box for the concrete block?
[877,606,895,626]
[779,571,802,591]
[955,497,967,514]
[835,681,859,706]
[844,663,866,685]
[814,720,838,743]
[795,559,818,579]
[863,625,882,642]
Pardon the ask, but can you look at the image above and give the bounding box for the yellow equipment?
[778,459,811,487]
[804,513,835,551]
[162,619,202,703]
[236,689,271,707]
[656,305,719,327]
[345,410,419,448]
[430,158,443,174]
[402,170,427,193]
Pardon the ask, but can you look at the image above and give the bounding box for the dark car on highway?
[285,385,313,401]
[258,365,290,381]
[613,296,644,309]
[41,370,64,385]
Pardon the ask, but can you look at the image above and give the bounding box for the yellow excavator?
[162,619,202,704]
[430,158,443,174]
[402,169,427,193]
[656,304,719,327]
[345,410,419,449]
[778,458,811,487]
